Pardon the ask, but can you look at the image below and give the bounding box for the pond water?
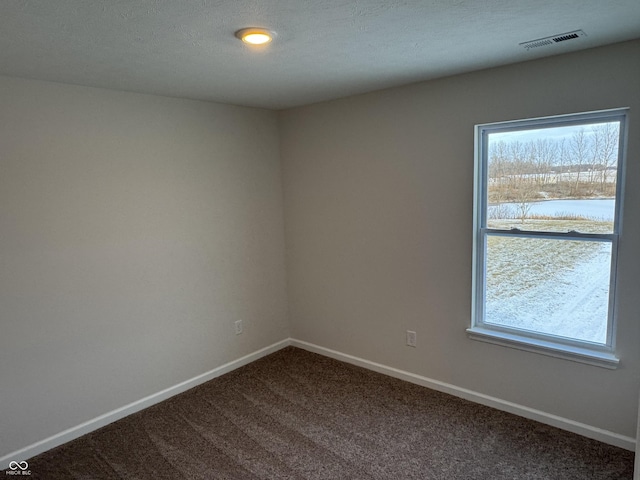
[490,198,615,221]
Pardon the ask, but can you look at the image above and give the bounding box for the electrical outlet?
[234,319,243,335]
[406,330,417,347]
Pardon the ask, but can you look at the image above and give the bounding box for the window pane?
[484,236,612,344]
[486,122,619,234]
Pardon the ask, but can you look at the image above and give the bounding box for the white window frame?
[468,108,628,369]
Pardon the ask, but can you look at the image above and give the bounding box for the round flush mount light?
[235,27,275,45]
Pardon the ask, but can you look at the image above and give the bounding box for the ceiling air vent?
[520,30,586,51]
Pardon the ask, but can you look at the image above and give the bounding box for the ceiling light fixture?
[235,28,274,45]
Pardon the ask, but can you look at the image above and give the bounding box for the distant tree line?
[488,123,619,205]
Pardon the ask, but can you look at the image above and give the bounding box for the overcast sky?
[488,121,618,145]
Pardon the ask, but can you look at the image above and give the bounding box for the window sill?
[466,327,619,369]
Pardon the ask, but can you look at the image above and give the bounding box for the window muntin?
[472,109,626,360]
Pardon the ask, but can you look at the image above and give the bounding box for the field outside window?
[470,109,627,366]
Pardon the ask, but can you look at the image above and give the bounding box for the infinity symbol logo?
[9,461,28,470]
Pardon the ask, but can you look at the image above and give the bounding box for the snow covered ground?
[484,220,612,344]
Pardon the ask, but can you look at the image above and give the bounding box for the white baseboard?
[290,339,636,452]
[3,337,635,471]
[0,339,291,470]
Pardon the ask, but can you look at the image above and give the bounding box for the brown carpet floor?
[28,347,634,479]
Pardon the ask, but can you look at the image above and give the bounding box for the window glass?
[484,236,612,344]
[471,109,626,363]
[486,122,620,234]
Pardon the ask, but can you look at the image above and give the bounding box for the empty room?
[1,1,639,479]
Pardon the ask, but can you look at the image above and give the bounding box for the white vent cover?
[520,30,587,51]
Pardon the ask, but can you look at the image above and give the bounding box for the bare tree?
[591,123,619,194]
[555,138,573,197]
[532,138,557,188]
[514,182,537,223]
[570,128,589,195]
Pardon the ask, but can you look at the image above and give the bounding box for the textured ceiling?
[1,0,639,109]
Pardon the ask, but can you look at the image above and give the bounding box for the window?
[469,109,627,368]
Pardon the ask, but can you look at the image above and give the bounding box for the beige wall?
[280,40,640,438]
[0,77,289,456]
